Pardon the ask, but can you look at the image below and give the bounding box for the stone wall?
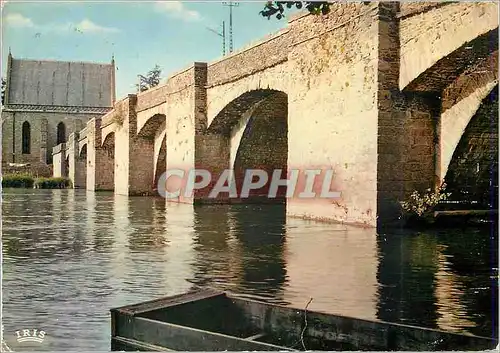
[164,65,199,203]
[73,1,497,227]
[286,3,380,226]
[399,2,498,90]
[2,110,96,165]
[136,85,169,112]
[86,117,114,191]
[114,97,134,195]
[52,143,66,178]
[67,132,87,188]
[206,28,290,87]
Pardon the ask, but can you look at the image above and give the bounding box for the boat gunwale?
[225,292,498,343]
[110,289,223,316]
[111,336,174,351]
[131,316,296,351]
[110,289,497,345]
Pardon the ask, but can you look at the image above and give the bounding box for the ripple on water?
[1,189,497,350]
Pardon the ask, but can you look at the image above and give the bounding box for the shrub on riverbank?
[2,174,72,189]
[34,177,72,189]
[2,174,35,188]
[400,184,451,224]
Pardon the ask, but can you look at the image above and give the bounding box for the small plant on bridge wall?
[111,103,125,126]
[400,184,451,224]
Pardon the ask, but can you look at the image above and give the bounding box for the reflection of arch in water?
[189,205,233,288]
[228,204,288,300]
[436,229,498,337]
[189,203,287,301]
[127,197,167,251]
[376,233,441,329]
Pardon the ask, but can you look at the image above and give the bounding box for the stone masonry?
[56,2,498,228]
[2,53,115,173]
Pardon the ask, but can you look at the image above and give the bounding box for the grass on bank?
[2,174,72,189]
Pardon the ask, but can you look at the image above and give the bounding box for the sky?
[1,0,293,99]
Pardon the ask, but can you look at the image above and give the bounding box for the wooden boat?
[110,289,497,351]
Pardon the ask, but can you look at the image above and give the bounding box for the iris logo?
[15,328,46,344]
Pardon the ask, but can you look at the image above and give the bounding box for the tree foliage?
[136,65,162,92]
[260,1,332,20]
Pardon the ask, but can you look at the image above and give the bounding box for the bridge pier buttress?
[194,62,232,203]
[161,63,207,204]
[67,132,86,189]
[52,143,66,178]
[114,95,157,196]
[87,118,114,191]
[376,3,441,226]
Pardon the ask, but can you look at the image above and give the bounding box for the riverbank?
[1,174,72,189]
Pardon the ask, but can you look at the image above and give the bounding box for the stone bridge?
[53,2,499,227]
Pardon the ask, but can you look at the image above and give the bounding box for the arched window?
[22,121,31,154]
[57,122,66,144]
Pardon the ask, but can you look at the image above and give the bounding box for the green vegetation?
[400,184,451,223]
[136,65,162,92]
[259,1,372,20]
[260,1,332,19]
[2,174,35,188]
[2,174,72,189]
[34,177,72,189]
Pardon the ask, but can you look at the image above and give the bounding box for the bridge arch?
[64,155,70,178]
[101,128,115,148]
[102,132,115,158]
[205,89,288,201]
[439,69,498,182]
[444,84,498,207]
[154,133,166,190]
[207,89,284,134]
[137,113,166,139]
[79,143,87,160]
[400,2,498,91]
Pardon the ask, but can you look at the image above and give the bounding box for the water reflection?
[189,204,288,303]
[376,233,440,328]
[376,228,498,337]
[1,189,497,351]
[284,221,378,320]
[228,205,287,302]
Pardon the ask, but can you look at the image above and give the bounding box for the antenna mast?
[206,21,226,56]
[222,1,239,53]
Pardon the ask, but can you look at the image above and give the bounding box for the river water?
[1,188,498,351]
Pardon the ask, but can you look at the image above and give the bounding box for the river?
[1,188,497,351]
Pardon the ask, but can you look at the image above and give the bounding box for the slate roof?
[6,56,115,108]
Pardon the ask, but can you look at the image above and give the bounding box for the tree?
[1,77,6,106]
[136,65,162,92]
[260,1,332,20]
[259,1,371,20]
